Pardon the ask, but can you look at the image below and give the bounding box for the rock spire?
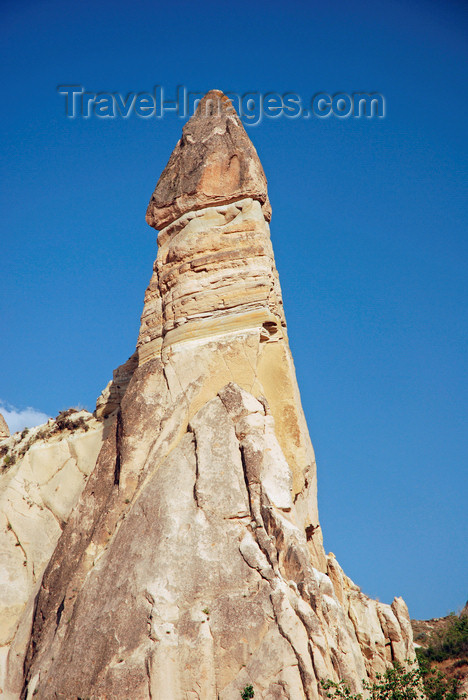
[3,91,414,700]
[146,89,271,230]
[0,412,9,439]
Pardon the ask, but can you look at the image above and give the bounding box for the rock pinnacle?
[146,89,271,230]
[4,91,415,700]
[0,411,9,439]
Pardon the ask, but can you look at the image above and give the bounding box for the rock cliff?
[1,90,414,699]
[0,410,104,692]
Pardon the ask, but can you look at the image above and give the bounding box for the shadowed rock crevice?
[113,409,123,486]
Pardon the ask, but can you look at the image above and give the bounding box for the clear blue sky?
[1,0,467,620]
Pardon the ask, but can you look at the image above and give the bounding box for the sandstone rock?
[9,388,414,699]
[3,91,415,699]
[0,412,9,439]
[95,352,138,419]
[0,411,103,692]
[146,89,271,230]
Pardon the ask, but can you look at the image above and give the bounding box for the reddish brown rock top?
[146,89,271,230]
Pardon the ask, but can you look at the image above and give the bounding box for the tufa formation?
[0,413,9,440]
[1,90,414,700]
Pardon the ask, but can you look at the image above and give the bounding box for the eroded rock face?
[0,411,104,692]
[0,413,9,439]
[146,89,271,230]
[10,388,413,700]
[4,91,414,699]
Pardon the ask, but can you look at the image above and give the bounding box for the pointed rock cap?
[146,89,271,230]
[0,411,9,438]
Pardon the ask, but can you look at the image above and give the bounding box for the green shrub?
[418,657,464,700]
[241,685,254,699]
[417,615,468,664]
[321,659,466,700]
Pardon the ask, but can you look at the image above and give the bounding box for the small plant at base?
[241,685,254,699]
[321,679,363,700]
[416,614,468,664]
[417,656,465,700]
[321,659,466,700]
[202,607,210,616]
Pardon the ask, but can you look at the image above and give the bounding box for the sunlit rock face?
[4,91,414,700]
[0,413,9,439]
[0,411,103,692]
[145,89,271,230]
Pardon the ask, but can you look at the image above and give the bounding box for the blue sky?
[1,0,467,620]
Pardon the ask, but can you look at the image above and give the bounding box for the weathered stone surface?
[139,186,322,561]
[11,388,413,700]
[146,89,271,229]
[0,411,103,692]
[3,91,415,699]
[95,351,138,419]
[0,413,9,439]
